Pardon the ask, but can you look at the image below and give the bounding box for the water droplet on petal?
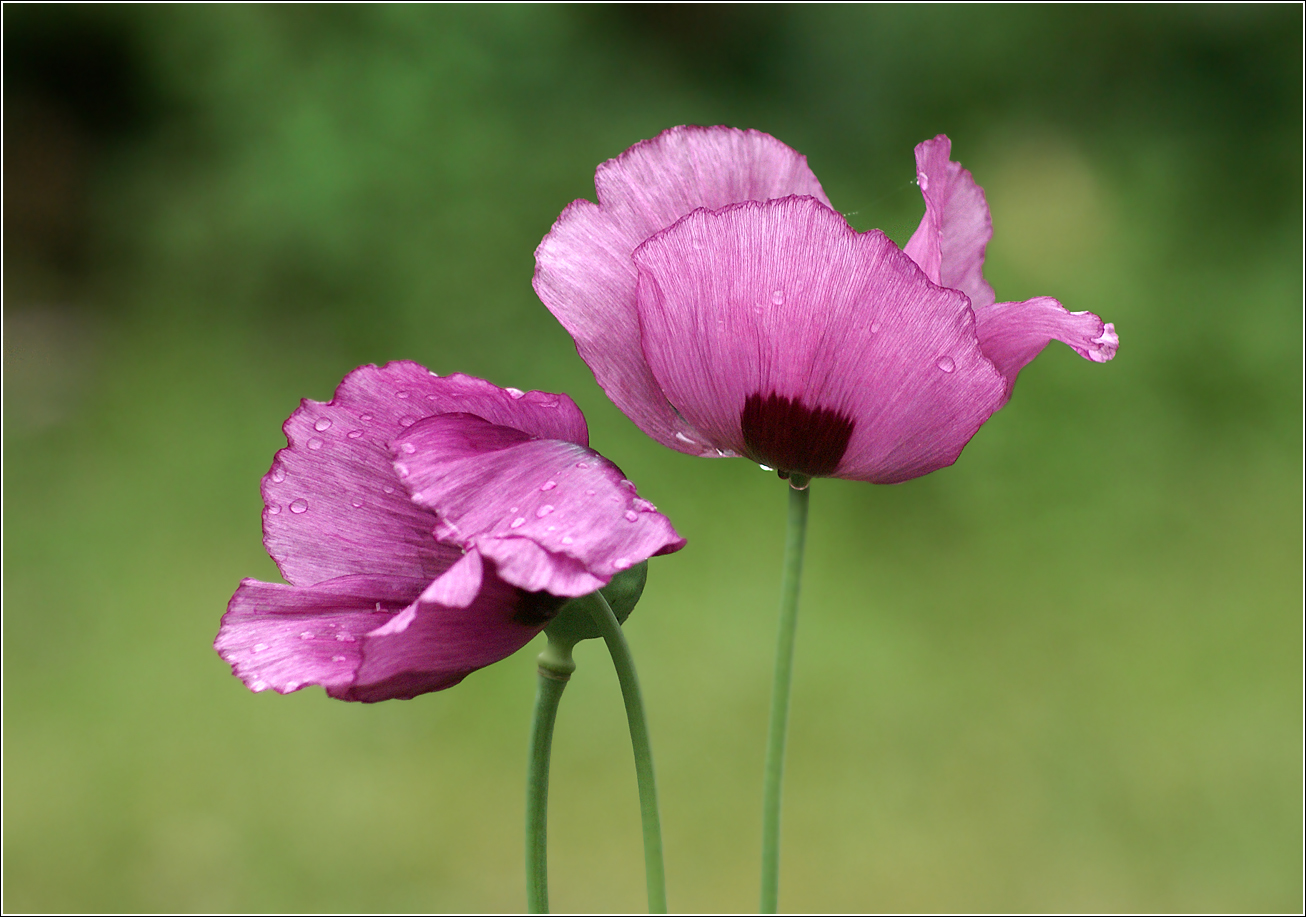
[347,429,363,439]
[359,413,374,422]
[759,464,774,472]
[314,418,332,432]
[536,505,554,518]
[624,510,638,522]
[397,390,410,399]
[270,466,286,483]
[917,171,929,191]
[936,356,956,373]
[575,461,590,469]
[619,479,636,491]
[561,535,574,545]
[350,498,364,509]
[585,489,596,496]
[332,655,347,663]
[398,416,416,427]
[308,437,323,450]
[510,517,526,528]
[674,432,697,445]
[400,442,416,454]
[300,631,315,639]
[506,387,525,399]
[540,480,557,492]
[771,289,785,305]
[289,499,308,514]
[266,503,281,515]
[871,321,882,334]
[613,557,631,570]
[336,633,355,642]
[382,485,395,494]
[634,498,657,512]
[253,643,267,653]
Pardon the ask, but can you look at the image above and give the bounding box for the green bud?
[543,560,648,648]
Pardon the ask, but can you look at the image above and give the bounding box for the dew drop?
[540,480,557,491]
[575,461,590,469]
[917,172,929,191]
[359,413,374,422]
[270,466,286,483]
[266,503,281,515]
[510,506,519,513]
[314,417,332,432]
[624,510,639,522]
[395,462,409,476]
[307,437,323,450]
[289,499,308,514]
[613,557,631,570]
[536,504,554,518]
[771,289,785,305]
[619,479,636,491]
[398,416,416,427]
[936,356,956,373]
[253,643,267,653]
[634,498,657,512]
[674,432,697,445]
[347,429,363,439]
[350,498,364,509]
[547,525,557,532]
[331,655,347,663]
[506,387,525,399]
[561,535,575,545]
[400,442,416,454]
[585,489,596,496]
[510,517,527,528]
[871,321,882,334]
[300,631,315,640]
[759,464,774,472]
[382,485,395,494]
[397,390,410,399]
[426,393,439,402]
[336,633,356,642]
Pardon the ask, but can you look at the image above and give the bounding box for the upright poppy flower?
[215,362,684,702]
[534,127,1117,483]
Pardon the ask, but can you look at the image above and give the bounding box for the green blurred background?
[4,4,1300,912]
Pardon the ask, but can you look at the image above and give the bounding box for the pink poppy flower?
[215,362,684,702]
[534,127,1117,483]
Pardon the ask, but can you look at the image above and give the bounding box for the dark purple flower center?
[740,392,854,478]
[514,589,569,627]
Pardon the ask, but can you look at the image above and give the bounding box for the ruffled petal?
[393,413,686,597]
[340,571,559,703]
[974,296,1119,391]
[216,570,557,703]
[902,135,996,309]
[534,125,831,454]
[263,362,587,586]
[215,575,422,695]
[633,195,1009,484]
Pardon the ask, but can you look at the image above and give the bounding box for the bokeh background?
[4,4,1300,912]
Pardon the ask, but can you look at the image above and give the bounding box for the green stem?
[760,475,811,913]
[588,591,669,914]
[526,636,575,914]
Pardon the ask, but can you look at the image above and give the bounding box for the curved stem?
[760,477,811,913]
[589,591,669,914]
[526,638,575,914]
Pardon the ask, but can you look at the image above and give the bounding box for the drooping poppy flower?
[215,362,684,702]
[534,127,1117,483]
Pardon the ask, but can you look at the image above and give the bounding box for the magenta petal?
[534,125,831,454]
[418,548,485,609]
[974,296,1120,391]
[215,575,420,695]
[633,196,1009,484]
[902,135,996,309]
[342,572,552,703]
[263,362,587,586]
[394,414,686,596]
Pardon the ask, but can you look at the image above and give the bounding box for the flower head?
[215,362,684,702]
[534,127,1117,483]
